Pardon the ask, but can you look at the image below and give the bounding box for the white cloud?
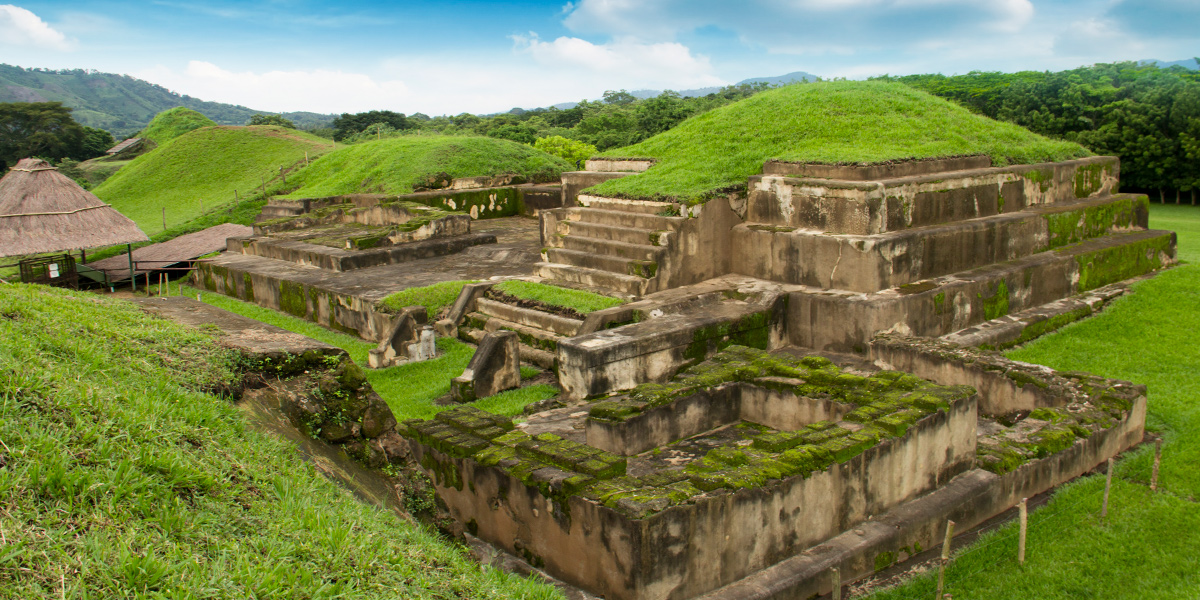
[136,61,410,114]
[561,0,1035,52]
[511,34,723,90]
[0,5,72,50]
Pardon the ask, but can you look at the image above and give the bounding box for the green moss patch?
[377,280,480,320]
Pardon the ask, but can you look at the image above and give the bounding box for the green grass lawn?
[867,203,1200,599]
[494,280,626,314]
[278,135,570,198]
[93,125,337,235]
[0,283,559,599]
[179,283,556,419]
[591,81,1089,204]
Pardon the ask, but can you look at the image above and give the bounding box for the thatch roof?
[89,223,251,281]
[0,158,149,257]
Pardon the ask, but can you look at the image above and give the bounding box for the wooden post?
[1018,498,1027,564]
[261,174,267,196]
[305,151,309,165]
[145,272,151,295]
[280,166,286,185]
[162,206,166,231]
[199,197,203,213]
[1101,458,1114,517]
[127,244,135,292]
[1150,439,1163,491]
[831,567,841,600]
[936,520,955,599]
[235,189,239,205]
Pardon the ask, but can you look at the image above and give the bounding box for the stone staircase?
[458,293,584,369]
[536,197,685,297]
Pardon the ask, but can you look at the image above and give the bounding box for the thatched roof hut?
[0,158,148,258]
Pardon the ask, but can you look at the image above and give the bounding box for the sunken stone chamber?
[403,343,1146,600]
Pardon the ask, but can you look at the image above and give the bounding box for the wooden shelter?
[0,158,148,286]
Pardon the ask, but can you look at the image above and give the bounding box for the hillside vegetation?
[280,136,570,198]
[138,107,216,145]
[0,65,334,137]
[94,125,337,234]
[590,80,1090,204]
[0,284,557,598]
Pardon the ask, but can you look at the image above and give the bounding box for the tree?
[0,102,88,170]
[534,135,597,168]
[248,113,296,128]
[79,127,115,159]
[602,90,637,105]
[331,110,413,141]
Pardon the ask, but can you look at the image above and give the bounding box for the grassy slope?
[178,283,555,419]
[592,81,1090,204]
[379,280,479,320]
[139,107,217,145]
[869,204,1200,599]
[0,284,558,599]
[279,136,570,198]
[94,126,337,235]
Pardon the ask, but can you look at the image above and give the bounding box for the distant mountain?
[1144,58,1199,70]
[538,70,822,112]
[0,64,336,137]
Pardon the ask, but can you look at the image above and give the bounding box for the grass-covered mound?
[591,81,1090,204]
[279,136,570,198]
[378,280,479,320]
[493,280,626,315]
[0,284,558,598]
[94,125,337,234]
[139,107,217,146]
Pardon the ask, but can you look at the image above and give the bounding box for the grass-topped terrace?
[0,283,558,598]
[378,280,479,320]
[589,81,1090,205]
[279,136,570,199]
[94,125,338,235]
[492,280,626,315]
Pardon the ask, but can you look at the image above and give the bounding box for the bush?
[534,135,598,168]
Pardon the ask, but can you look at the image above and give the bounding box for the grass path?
[177,283,556,419]
[868,204,1200,599]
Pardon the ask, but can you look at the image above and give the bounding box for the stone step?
[465,311,564,353]
[460,327,557,369]
[577,195,676,215]
[543,248,658,279]
[557,221,661,246]
[733,193,1151,294]
[556,235,667,262]
[535,262,648,297]
[228,232,497,272]
[560,207,684,232]
[475,297,583,337]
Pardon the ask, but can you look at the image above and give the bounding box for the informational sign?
[48,263,59,278]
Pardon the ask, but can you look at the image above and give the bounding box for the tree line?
[0,102,114,171]
[876,61,1200,202]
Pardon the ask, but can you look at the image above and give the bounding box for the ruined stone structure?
[400,154,1170,598]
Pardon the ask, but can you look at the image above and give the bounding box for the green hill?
[139,107,217,146]
[591,80,1091,204]
[280,136,571,198]
[0,64,335,137]
[94,125,337,234]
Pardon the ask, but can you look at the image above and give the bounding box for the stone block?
[451,330,521,402]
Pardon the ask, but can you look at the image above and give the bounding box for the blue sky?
[1,1,1197,115]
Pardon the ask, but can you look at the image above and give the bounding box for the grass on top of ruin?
[277,135,571,199]
[493,279,627,314]
[591,80,1089,205]
[866,203,1200,599]
[377,279,479,320]
[179,282,556,419]
[0,283,560,599]
[93,125,337,235]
